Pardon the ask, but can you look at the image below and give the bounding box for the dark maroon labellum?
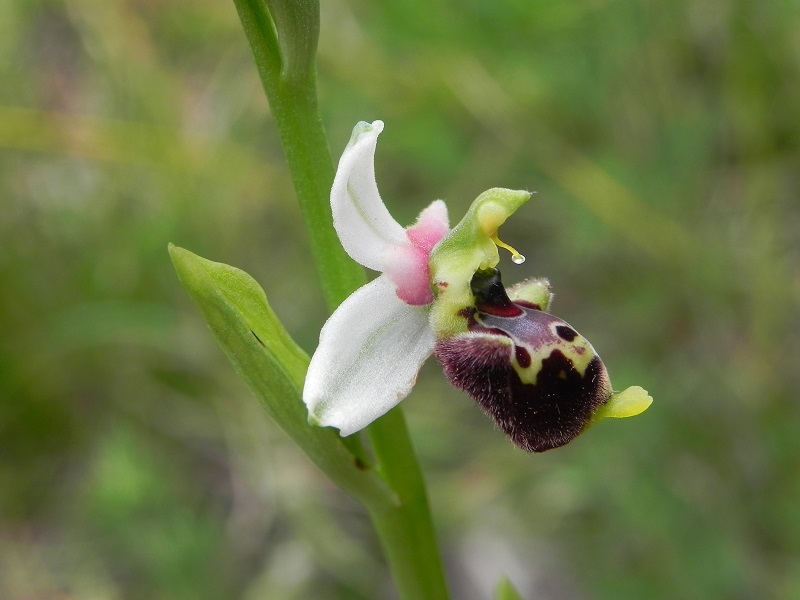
[435,269,612,452]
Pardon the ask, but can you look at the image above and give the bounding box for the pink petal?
[406,200,450,253]
[384,201,450,306]
[385,244,433,305]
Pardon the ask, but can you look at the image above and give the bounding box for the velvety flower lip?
[436,268,653,452]
[303,120,449,435]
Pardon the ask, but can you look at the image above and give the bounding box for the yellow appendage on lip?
[477,201,526,265]
[490,233,525,264]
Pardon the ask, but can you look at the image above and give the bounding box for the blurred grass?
[1,0,798,598]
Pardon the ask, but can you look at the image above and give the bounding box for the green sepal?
[495,577,525,600]
[168,244,395,509]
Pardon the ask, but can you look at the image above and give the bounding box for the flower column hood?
[303,121,652,451]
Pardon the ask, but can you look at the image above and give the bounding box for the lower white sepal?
[303,275,436,435]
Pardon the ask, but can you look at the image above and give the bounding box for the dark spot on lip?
[515,346,531,368]
[479,302,525,317]
[514,300,542,310]
[556,325,577,341]
[458,307,477,321]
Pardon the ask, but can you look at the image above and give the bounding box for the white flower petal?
[303,275,435,435]
[331,120,407,271]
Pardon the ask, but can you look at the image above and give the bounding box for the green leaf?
[169,244,395,509]
[495,576,525,600]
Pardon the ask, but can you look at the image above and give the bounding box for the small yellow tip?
[491,233,525,265]
[599,386,653,419]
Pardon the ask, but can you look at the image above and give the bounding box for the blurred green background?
[2,0,799,598]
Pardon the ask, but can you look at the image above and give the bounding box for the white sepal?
[330,120,407,271]
[303,275,435,435]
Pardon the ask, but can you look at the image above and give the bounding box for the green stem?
[269,77,364,307]
[368,408,450,600]
[232,0,361,308]
[231,1,449,598]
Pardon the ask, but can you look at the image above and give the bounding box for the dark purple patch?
[515,345,531,368]
[436,338,611,452]
[457,306,477,321]
[555,325,577,341]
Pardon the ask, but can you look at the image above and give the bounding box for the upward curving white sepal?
[303,275,435,436]
[330,120,407,272]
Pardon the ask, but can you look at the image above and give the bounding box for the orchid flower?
[303,120,652,451]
